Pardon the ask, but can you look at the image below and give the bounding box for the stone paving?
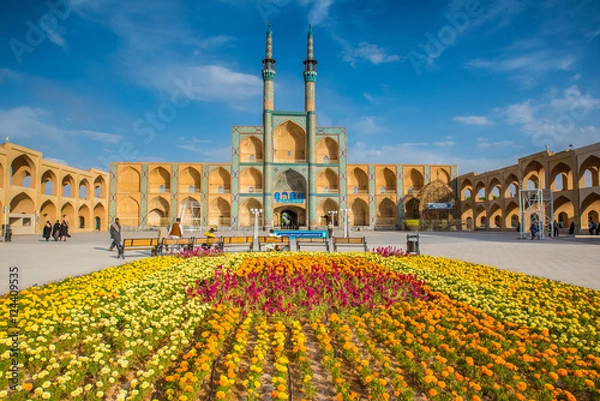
[1,229,598,295]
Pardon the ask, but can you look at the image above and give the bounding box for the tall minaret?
[262,24,276,228]
[304,24,318,228]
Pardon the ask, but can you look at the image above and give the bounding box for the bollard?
[406,233,420,255]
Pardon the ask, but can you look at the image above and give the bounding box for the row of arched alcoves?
[0,154,107,199]
[116,165,452,196]
[114,195,405,228]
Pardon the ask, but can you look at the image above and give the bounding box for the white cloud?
[497,86,600,148]
[452,115,494,125]
[573,73,582,81]
[347,116,387,135]
[301,0,335,25]
[589,27,600,42]
[0,106,124,144]
[142,64,262,104]
[476,138,514,149]
[432,140,456,147]
[344,42,401,66]
[465,50,576,74]
[363,93,381,105]
[46,157,68,165]
[47,30,68,51]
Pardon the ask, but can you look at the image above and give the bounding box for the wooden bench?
[191,237,223,251]
[158,238,194,255]
[221,236,254,252]
[296,237,330,251]
[332,237,367,252]
[121,238,160,258]
[258,236,290,251]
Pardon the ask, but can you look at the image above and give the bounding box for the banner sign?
[427,202,453,210]
[275,199,304,204]
[273,230,327,238]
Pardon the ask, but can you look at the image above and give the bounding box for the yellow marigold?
[215,391,226,399]
[428,388,438,397]
[516,382,527,391]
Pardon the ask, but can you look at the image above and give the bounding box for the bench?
[191,237,223,251]
[158,238,194,255]
[332,237,367,252]
[258,236,290,251]
[221,236,254,252]
[296,237,330,251]
[121,238,160,258]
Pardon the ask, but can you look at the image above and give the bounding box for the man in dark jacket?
[42,221,52,241]
[52,220,61,241]
[109,218,122,257]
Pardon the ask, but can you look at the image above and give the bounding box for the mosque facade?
[109,26,458,231]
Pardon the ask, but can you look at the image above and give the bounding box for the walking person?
[42,220,52,241]
[52,220,61,241]
[109,217,123,258]
[59,220,69,241]
[588,218,597,235]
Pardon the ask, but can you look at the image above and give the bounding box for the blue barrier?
[273,230,327,238]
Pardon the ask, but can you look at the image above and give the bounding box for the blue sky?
[1,0,599,174]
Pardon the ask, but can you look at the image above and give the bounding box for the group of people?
[589,218,600,235]
[42,220,70,241]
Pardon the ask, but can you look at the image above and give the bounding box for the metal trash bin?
[406,234,420,255]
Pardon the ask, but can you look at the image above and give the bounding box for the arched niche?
[274,121,306,163]
[578,155,600,188]
[431,167,451,185]
[377,198,397,226]
[94,175,106,198]
[41,170,57,196]
[118,167,141,193]
[209,196,231,227]
[240,136,264,162]
[209,167,231,193]
[179,166,201,193]
[523,160,545,188]
[315,137,339,163]
[239,198,263,227]
[78,205,91,229]
[11,154,36,188]
[316,198,340,225]
[11,192,35,214]
[61,202,75,225]
[116,197,139,226]
[350,198,369,226]
[79,179,90,199]
[148,196,170,226]
[404,168,424,193]
[40,200,57,224]
[62,174,75,198]
[377,167,396,193]
[348,167,368,193]
[316,168,339,193]
[149,166,170,193]
[94,202,106,230]
[240,167,263,193]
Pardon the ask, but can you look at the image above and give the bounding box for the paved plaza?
[1,230,599,295]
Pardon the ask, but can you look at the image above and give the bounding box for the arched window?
[323,187,329,193]
[324,156,329,163]
[249,186,254,193]
[159,185,165,193]
[353,187,358,194]
[218,185,224,194]
[289,192,296,199]
[380,186,386,194]
[189,185,194,193]
[249,155,255,162]
[297,192,305,200]
[95,186,101,198]
[274,192,281,201]
[281,192,289,200]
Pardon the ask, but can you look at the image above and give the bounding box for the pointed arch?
[488,178,502,200]
[239,198,263,227]
[273,169,307,193]
[505,173,519,198]
[489,203,502,228]
[10,154,36,188]
[316,168,339,193]
[94,202,106,230]
[579,155,600,188]
[240,167,263,193]
[377,198,397,226]
[41,169,57,196]
[118,167,141,193]
[504,201,519,228]
[179,166,201,193]
[78,204,91,229]
[316,198,340,225]
[315,137,339,163]
[581,193,600,227]
[404,168,424,193]
[348,167,368,194]
[461,203,474,229]
[274,120,306,162]
[209,167,231,194]
[11,192,35,214]
[431,167,451,185]
[405,198,420,220]
[240,136,264,162]
[116,196,139,227]
[550,162,573,191]
[40,200,57,224]
[475,204,487,228]
[94,175,106,198]
[377,167,396,193]
[523,160,545,188]
[61,174,75,197]
[79,178,91,199]
[148,196,170,227]
[149,166,170,193]
[474,181,486,201]
[60,202,75,225]
[350,198,369,226]
[209,196,231,227]
[461,178,473,201]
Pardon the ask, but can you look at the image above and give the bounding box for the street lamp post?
[340,208,350,238]
[250,208,263,247]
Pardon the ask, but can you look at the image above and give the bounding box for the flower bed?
[0,252,598,401]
